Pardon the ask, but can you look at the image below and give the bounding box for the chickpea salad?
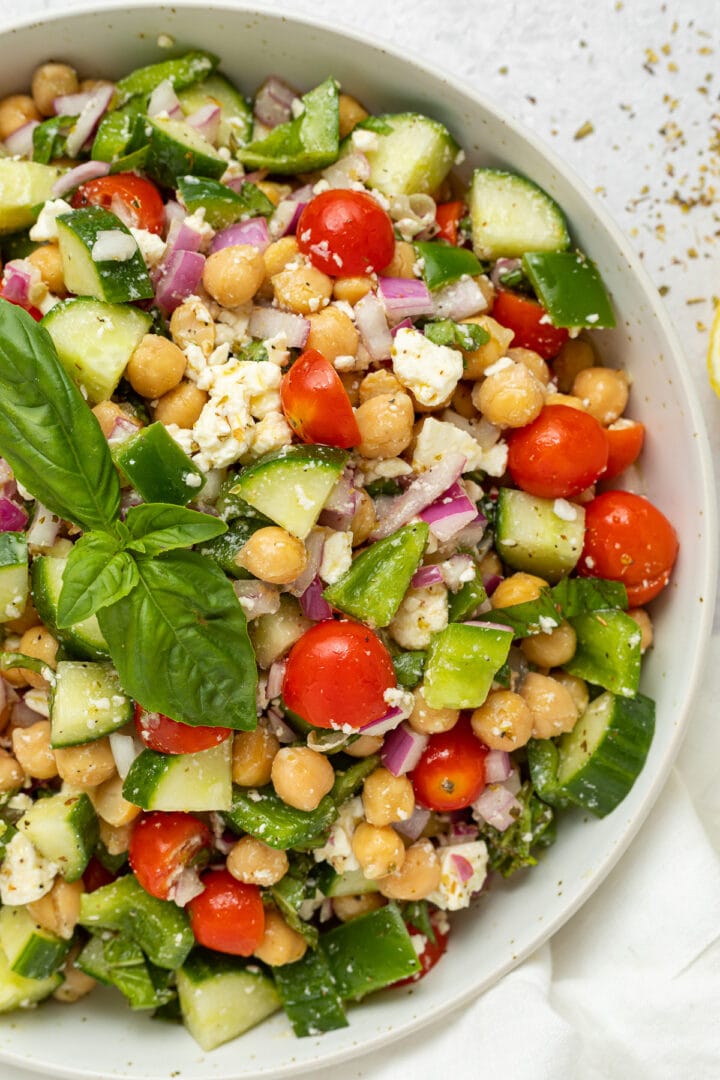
[0,49,678,1050]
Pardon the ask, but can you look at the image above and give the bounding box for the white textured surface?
[0,2,718,1078]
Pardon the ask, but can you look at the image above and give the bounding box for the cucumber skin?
[49,660,132,747]
[358,113,459,197]
[18,792,98,883]
[177,948,280,1050]
[122,742,232,812]
[145,118,226,189]
[0,907,70,981]
[0,160,60,235]
[495,488,585,583]
[469,168,570,260]
[0,947,62,1013]
[31,556,110,661]
[56,207,154,304]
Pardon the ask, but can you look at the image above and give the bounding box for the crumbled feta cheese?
[130,227,167,268]
[313,797,364,873]
[553,498,578,522]
[427,840,488,911]
[0,832,58,905]
[391,328,463,407]
[214,302,253,348]
[413,417,508,478]
[183,208,215,247]
[319,531,353,585]
[538,615,560,633]
[23,688,50,717]
[358,456,413,484]
[290,97,305,119]
[333,354,356,372]
[351,128,380,153]
[29,198,73,242]
[91,230,138,262]
[383,686,415,719]
[390,583,448,650]
[483,356,514,377]
[245,411,293,459]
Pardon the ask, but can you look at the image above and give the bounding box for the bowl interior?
[0,4,715,1078]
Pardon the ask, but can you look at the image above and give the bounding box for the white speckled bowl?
[0,4,715,1078]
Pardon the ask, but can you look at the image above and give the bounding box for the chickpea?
[26,244,66,295]
[0,95,41,140]
[92,400,138,440]
[27,878,84,939]
[232,726,279,787]
[170,296,215,358]
[408,685,459,735]
[350,489,377,547]
[549,671,589,716]
[519,672,578,739]
[333,276,373,305]
[491,572,547,609]
[12,721,57,780]
[572,367,629,426]
[507,347,550,385]
[627,608,654,652]
[89,774,141,828]
[271,746,335,811]
[356,391,414,459]
[227,835,288,886]
[359,369,403,403]
[545,391,586,411]
[478,551,503,580]
[0,749,24,793]
[6,625,58,689]
[236,526,307,585]
[203,244,266,308]
[253,908,307,966]
[306,305,359,364]
[362,768,415,827]
[54,738,117,789]
[53,944,96,1003]
[383,241,417,279]
[553,337,596,393]
[338,93,369,139]
[126,334,186,400]
[344,733,384,758]
[79,78,114,94]
[31,63,79,116]
[473,360,545,429]
[333,892,385,922]
[461,315,514,380]
[154,380,208,428]
[377,839,441,901]
[352,821,406,880]
[263,236,299,279]
[451,381,477,419]
[471,690,533,751]
[255,180,292,207]
[98,819,132,856]
[521,621,577,668]
[272,264,333,315]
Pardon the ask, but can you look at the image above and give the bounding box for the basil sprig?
[0,300,258,730]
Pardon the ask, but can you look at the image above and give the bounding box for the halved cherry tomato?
[435,201,464,245]
[129,811,212,901]
[392,918,449,987]
[281,348,360,448]
[0,287,42,321]
[578,490,678,605]
[187,868,265,956]
[71,173,165,235]
[603,420,645,481]
[134,703,231,755]
[492,289,569,359]
[82,856,116,893]
[507,404,609,498]
[297,189,395,276]
[411,716,488,812]
[283,619,397,731]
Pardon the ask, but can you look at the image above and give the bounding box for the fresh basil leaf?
[0,301,121,531]
[123,503,227,557]
[97,550,257,729]
[550,577,628,617]
[57,532,139,627]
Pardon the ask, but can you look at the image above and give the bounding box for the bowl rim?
[0,2,717,1077]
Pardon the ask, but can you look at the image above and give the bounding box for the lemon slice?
[707,302,720,397]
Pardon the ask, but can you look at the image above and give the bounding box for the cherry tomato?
[0,288,42,321]
[82,856,115,893]
[411,716,488,812]
[578,490,679,605]
[281,348,361,448]
[71,173,165,235]
[134,703,231,755]
[283,619,397,730]
[129,811,212,901]
[603,420,645,481]
[297,190,395,276]
[507,404,609,499]
[492,289,569,359]
[392,918,449,987]
[187,868,265,956]
[435,201,464,245]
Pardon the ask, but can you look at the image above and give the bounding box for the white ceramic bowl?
[0,4,715,1078]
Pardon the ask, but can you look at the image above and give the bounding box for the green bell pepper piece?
[323,522,429,628]
[32,116,73,164]
[112,422,205,505]
[564,609,641,697]
[423,318,490,350]
[176,175,274,228]
[270,854,320,948]
[448,573,487,622]
[238,77,339,174]
[198,517,269,579]
[321,903,420,999]
[91,98,148,162]
[115,50,219,106]
[225,787,337,850]
[392,650,426,688]
[329,754,380,806]
[423,622,513,709]
[414,240,482,291]
[273,947,348,1036]
[522,250,616,328]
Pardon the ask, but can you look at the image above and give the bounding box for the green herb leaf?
[97,550,257,729]
[56,532,139,627]
[0,300,121,532]
[423,318,489,350]
[478,781,555,877]
[124,503,227,557]
[402,900,437,945]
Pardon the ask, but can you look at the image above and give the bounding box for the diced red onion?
[411,564,444,589]
[288,184,314,204]
[2,263,31,306]
[170,867,205,907]
[65,84,114,158]
[318,470,357,531]
[287,529,325,598]
[119,489,144,519]
[164,199,185,228]
[503,768,522,796]
[390,317,413,338]
[393,805,431,842]
[320,152,371,189]
[452,513,488,548]
[106,412,141,448]
[165,217,204,259]
[26,503,60,549]
[485,749,512,784]
[490,257,522,291]
[4,121,39,158]
[448,821,480,845]
[12,699,45,728]
[359,705,404,737]
[254,76,297,128]
[265,705,296,744]
[371,452,466,541]
[381,722,428,776]
[418,481,478,543]
[463,619,514,634]
[266,659,287,701]
[232,579,281,620]
[483,573,503,596]
[153,249,205,313]
[51,159,110,198]
[0,497,28,533]
[472,784,522,832]
[354,291,393,361]
[432,276,488,321]
[147,78,183,120]
[451,854,475,883]
[52,90,96,116]
[270,200,300,239]
[300,577,333,622]
[378,276,434,323]
[109,732,141,780]
[210,217,269,255]
[247,306,310,350]
[186,103,221,145]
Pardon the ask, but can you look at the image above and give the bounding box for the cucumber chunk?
[145,117,226,188]
[357,113,459,196]
[564,609,642,697]
[32,553,110,660]
[0,945,62,1012]
[177,72,253,150]
[249,593,311,669]
[56,207,154,303]
[0,906,70,981]
[316,865,379,898]
[122,740,233,812]
[470,168,570,260]
[423,622,513,709]
[0,160,61,234]
[495,488,585,583]
[18,792,98,882]
[0,532,28,623]
[42,298,152,405]
[177,948,280,1050]
[50,660,132,747]
[112,422,205,505]
[115,50,219,105]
